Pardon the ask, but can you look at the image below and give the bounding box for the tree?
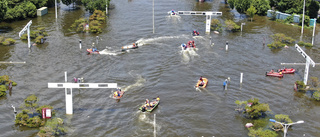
[235,0,252,14]
[307,0,319,19]
[270,114,292,131]
[61,0,72,7]
[210,18,222,32]
[243,98,271,119]
[225,20,240,32]
[29,0,48,9]
[247,5,257,21]
[0,0,8,22]
[25,2,37,18]
[38,118,66,137]
[24,94,38,112]
[228,0,235,9]
[252,0,270,16]
[82,0,110,13]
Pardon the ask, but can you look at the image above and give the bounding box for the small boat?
[113,90,125,99]
[139,98,160,112]
[87,48,100,54]
[266,71,283,78]
[192,31,200,36]
[196,78,208,88]
[121,45,138,51]
[167,11,178,16]
[278,68,295,74]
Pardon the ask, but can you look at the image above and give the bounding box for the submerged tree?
[267,33,295,49]
[248,128,277,137]
[225,20,240,32]
[246,5,257,22]
[243,98,271,119]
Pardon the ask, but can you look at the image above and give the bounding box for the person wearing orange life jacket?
[191,40,196,48]
[145,99,150,106]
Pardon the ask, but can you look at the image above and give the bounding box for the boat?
[139,98,160,112]
[167,11,177,16]
[266,71,283,78]
[278,68,295,74]
[196,77,208,88]
[87,48,100,54]
[113,90,125,99]
[192,31,200,36]
[121,44,138,51]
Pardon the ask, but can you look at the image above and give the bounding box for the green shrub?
[284,15,294,24]
[313,91,320,101]
[225,20,240,32]
[35,36,44,44]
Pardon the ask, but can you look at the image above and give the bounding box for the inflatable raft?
[87,49,100,54]
[113,90,125,99]
[196,78,208,88]
[266,71,283,78]
[121,45,138,51]
[278,68,295,74]
[139,98,160,112]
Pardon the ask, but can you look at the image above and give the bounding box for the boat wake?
[135,35,188,46]
[122,74,146,92]
[99,49,122,55]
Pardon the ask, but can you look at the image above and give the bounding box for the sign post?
[48,71,117,115]
[19,20,32,49]
[295,44,315,85]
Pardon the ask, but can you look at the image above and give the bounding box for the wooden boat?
[278,68,295,74]
[196,78,208,88]
[266,71,283,78]
[113,90,125,99]
[87,48,100,54]
[139,98,160,112]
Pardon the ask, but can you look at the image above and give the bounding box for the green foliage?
[284,15,294,24]
[0,75,17,97]
[297,41,313,47]
[70,18,88,33]
[235,0,252,14]
[252,0,270,16]
[248,128,277,137]
[228,0,235,9]
[24,94,38,111]
[235,100,247,112]
[269,10,277,21]
[295,80,306,92]
[29,0,48,9]
[89,10,106,23]
[35,36,44,44]
[38,118,66,137]
[268,33,295,49]
[25,1,37,18]
[1,38,16,46]
[246,5,257,22]
[225,20,240,32]
[0,85,6,96]
[0,0,8,22]
[82,0,110,13]
[299,14,310,27]
[61,0,72,6]
[308,0,319,18]
[270,114,292,131]
[210,18,222,32]
[243,98,271,119]
[310,77,319,88]
[313,91,320,101]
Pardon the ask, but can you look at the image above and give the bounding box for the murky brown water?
[1,0,320,137]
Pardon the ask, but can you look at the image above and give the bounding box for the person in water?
[191,40,196,48]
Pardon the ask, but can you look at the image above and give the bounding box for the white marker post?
[226,41,228,51]
[312,18,317,45]
[154,114,156,137]
[79,40,82,49]
[295,44,316,85]
[55,0,57,19]
[177,11,222,33]
[240,73,243,84]
[19,20,32,49]
[48,71,117,115]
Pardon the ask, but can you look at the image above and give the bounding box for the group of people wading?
[181,40,196,50]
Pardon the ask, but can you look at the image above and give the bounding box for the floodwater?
[1,0,320,137]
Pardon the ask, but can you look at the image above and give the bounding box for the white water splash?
[99,49,121,56]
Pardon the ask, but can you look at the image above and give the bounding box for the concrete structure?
[37,7,48,16]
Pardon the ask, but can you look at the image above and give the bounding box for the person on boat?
[133,43,136,47]
[142,104,147,112]
[171,10,175,15]
[113,91,118,97]
[279,72,282,75]
[181,43,187,50]
[193,30,199,36]
[116,88,121,97]
[191,40,196,48]
[199,76,204,86]
[156,96,160,101]
[145,99,150,106]
[271,69,274,73]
